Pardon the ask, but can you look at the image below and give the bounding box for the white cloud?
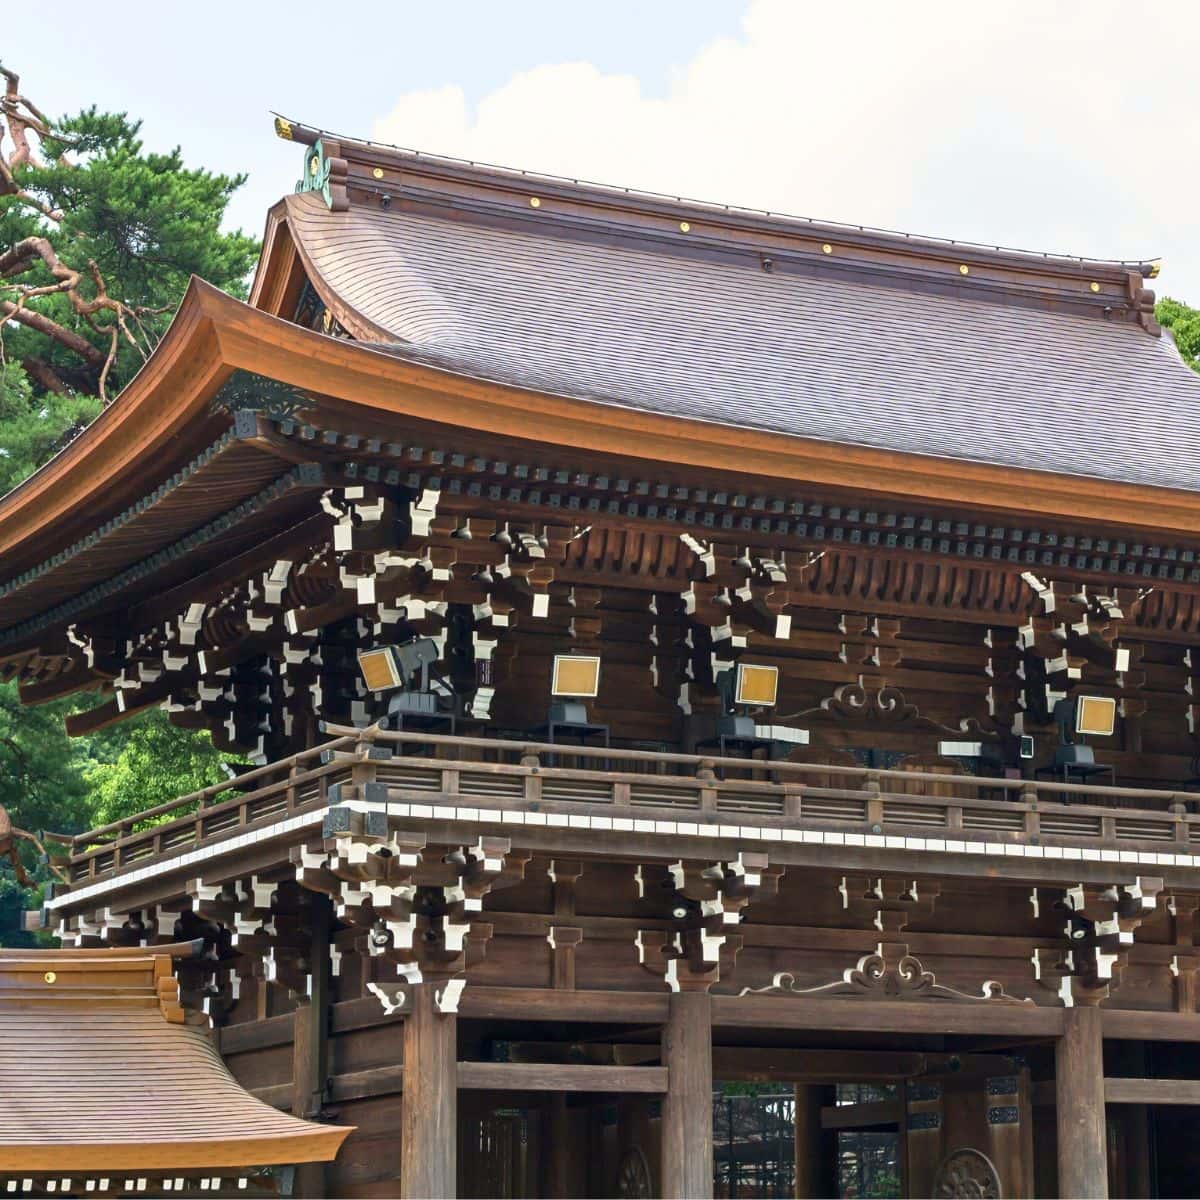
[374,0,1200,301]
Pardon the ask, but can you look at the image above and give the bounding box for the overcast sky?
[8,1,1200,301]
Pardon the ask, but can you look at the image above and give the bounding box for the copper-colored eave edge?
[0,1126,354,1171]
[0,287,232,564]
[4,277,1200,575]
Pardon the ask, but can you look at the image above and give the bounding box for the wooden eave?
[0,943,351,1172]
[165,281,1200,536]
[6,279,1200,648]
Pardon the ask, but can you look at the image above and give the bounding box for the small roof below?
[0,942,351,1173]
[275,125,1200,493]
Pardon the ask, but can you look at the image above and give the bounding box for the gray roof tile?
[287,193,1200,492]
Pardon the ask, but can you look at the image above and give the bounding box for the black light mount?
[357,637,452,724]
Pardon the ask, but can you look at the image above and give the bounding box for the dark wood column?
[793,1084,825,1199]
[292,893,331,1199]
[661,991,713,1199]
[546,1093,571,1198]
[401,984,458,1199]
[1056,1006,1108,1199]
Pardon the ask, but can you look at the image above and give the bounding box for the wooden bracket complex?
[293,805,529,1010]
[1034,877,1164,1006]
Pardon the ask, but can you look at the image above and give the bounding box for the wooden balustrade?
[60,724,1200,887]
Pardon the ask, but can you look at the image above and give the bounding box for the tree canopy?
[0,66,253,937]
[1158,296,1200,373]
[1,66,258,402]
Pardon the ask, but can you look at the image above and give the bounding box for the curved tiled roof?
[0,943,351,1173]
[283,180,1200,492]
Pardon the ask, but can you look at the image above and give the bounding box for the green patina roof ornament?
[295,139,348,211]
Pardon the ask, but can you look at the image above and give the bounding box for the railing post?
[522,749,542,804]
[783,785,803,820]
[1171,799,1191,848]
[286,761,300,815]
[697,759,718,813]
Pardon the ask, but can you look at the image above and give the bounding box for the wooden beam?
[461,986,671,1025]
[18,664,102,705]
[661,992,713,1199]
[330,1064,404,1103]
[256,1060,668,1105]
[711,1047,912,1083]
[64,692,154,736]
[1102,1009,1200,1042]
[401,984,457,1199]
[820,1098,903,1130]
[1105,1077,1200,1105]
[711,995,1065,1037]
[1056,1007,1108,1200]
[457,1061,668,1093]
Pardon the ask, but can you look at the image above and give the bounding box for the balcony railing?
[60,725,1200,888]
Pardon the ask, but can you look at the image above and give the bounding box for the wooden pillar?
[793,1084,825,1199]
[292,894,331,1199]
[661,991,713,1199]
[1056,1006,1108,1199]
[547,1093,571,1198]
[402,984,458,1199]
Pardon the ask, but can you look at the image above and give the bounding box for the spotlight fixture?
[357,637,443,723]
[1074,695,1117,738]
[714,662,801,752]
[548,654,602,726]
[733,663,779,709]
[551,654,601,699]
[1052,694,1116,771]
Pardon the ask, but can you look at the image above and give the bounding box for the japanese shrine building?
[4,118,1200,1198]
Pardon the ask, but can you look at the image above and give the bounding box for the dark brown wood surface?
[1056,1006,1108,1199]
[400,984,457,1199]
[661,991,714,1199]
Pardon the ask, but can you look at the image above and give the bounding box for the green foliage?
[0,361,100,494]
[1158,297,1200,373]
[0,680,93,838]
[84,708,229,828]
[0,691,229,945]
[863,1169,901,1198]
[0,78,258,942]
[0,680,93,944]
[2,95,258,397]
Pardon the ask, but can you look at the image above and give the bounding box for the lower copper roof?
[0,943,351,1172]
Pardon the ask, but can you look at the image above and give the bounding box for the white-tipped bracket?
[435,977,466,1014]
[366,982,408,1015]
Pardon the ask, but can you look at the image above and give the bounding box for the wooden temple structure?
[3,117,1200,1198]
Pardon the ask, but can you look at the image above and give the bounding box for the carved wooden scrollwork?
[783,684,1001,739]
[932,1148,1002,1198]
[616,1146,653,1199]
[739,941,1032,1005]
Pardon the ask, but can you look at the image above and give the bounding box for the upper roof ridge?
[271,115,1160,283]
